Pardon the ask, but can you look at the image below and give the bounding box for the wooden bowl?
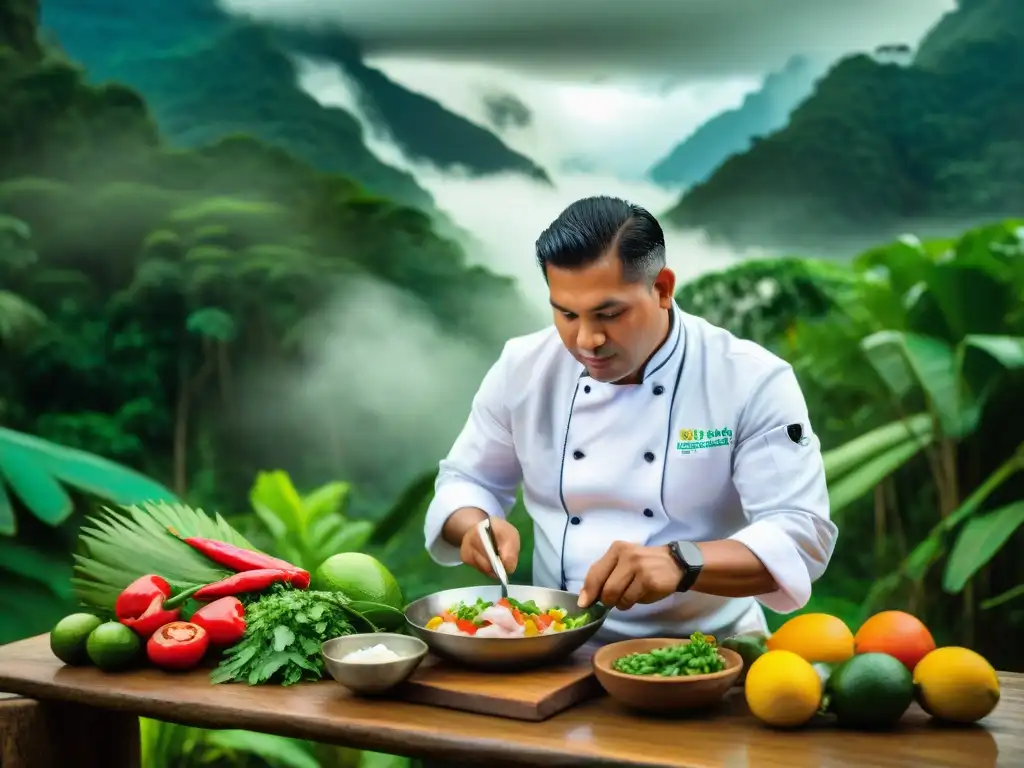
[593,637,743,714]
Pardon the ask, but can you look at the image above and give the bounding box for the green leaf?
[981,583,1024,611]
[250,470,304,534]
[943,501,1024,593]
[0,480,14,535]
[862,331,965,437]
[368,470,437,546]
[0,426,177,528]
[202,731,320,768]
[0,290,46,348]
[826,436,929,516]
[0,435,74,525]
[822,414,933,481]
[301,481,351,533]
[273,624,296,652]
[185,307,237,342]
[0,539,73,598]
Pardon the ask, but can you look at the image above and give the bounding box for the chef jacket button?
[570,516,581,525]
[643,508,654,518]
[644,451,655,463]
[573,450,585,460]
[584,385,591,393]
[653,385,665,395]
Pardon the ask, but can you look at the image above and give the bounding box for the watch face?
[676,541,703,568]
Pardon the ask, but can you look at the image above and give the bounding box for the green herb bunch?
[211,586,375,686]
[612,632,726,677]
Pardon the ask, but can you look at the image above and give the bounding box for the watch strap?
[668,541,703,593]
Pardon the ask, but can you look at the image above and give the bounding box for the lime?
[824,652,914,729]
[50,613,103,666]
[86,621,143,672]
[312,552,404,629]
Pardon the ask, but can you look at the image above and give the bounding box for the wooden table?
[1,634,1021,768]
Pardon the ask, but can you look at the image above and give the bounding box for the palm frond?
[72,501,258,613]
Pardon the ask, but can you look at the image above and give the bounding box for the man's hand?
[459,515,521,579]
[578,541,684,610]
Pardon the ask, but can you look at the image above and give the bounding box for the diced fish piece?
[434,621,463,635]
[475,623,514,638]
[478,605,520,632]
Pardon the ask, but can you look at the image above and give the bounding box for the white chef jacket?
[424,300,838,642]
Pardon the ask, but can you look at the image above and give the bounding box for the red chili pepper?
[170,529,308,584]
[115,575,181,638]
[193,568,296,600]
[190,597,246,646]
[147,621,210,671]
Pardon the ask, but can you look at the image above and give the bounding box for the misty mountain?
[39,0,547,211]
[647,55,829,188]
[665,0,1024,253]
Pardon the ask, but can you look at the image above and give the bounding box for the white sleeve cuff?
[729,517,812,614]
[424,480,509,566]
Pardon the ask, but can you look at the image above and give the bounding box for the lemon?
[745,649,823,728]
[767,613,855,664]
[914,647,1000,723]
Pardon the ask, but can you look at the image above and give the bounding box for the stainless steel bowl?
[321,633,428,695]
[404,585,608,671]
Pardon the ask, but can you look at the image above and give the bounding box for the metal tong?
[476,517,509,599]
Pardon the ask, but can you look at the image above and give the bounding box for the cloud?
[357,55,758,178]
[293,56,773,316]
[220,0,954,79]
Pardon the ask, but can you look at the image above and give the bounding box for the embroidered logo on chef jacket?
[675,426,733,455]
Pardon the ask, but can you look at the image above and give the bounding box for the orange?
[854,610,935,672]
[766,613,855,664]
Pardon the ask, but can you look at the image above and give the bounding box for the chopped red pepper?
[455,618,478,635]
[115,575,181,638]
[190,597,246,647]
[170,529,309,587]
[194,568,296,600]
[146,621,210,671]
[534,613,554,630]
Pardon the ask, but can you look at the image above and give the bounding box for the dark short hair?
[535,196,666,283]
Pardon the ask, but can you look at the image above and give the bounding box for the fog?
[219,0,952,79]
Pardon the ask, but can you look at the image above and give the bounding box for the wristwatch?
[667,541,704,593]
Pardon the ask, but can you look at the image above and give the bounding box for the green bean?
[610,632,728,677]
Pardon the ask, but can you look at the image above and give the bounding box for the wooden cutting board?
[395,649,602,721]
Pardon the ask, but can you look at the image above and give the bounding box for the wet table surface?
[1,634,1021,767]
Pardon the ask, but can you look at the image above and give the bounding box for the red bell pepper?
[168,529,310,587]
[455,618,478,635]
[146,621,210,671]
[190,597,246,646]
[115,575,181,638]
[193,568,297,600]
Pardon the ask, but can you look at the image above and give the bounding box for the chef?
[423,195,838,642]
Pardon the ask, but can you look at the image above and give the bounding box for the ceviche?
[425,597,592,638]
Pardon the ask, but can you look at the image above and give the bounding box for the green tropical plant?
[788,221,1024,644]
[248,470,373,573]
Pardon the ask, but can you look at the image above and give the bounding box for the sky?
[220,0,954,177]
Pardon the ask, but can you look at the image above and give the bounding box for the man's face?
[546,251,676,384]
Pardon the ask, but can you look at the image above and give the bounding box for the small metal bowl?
[321,633,428,695]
